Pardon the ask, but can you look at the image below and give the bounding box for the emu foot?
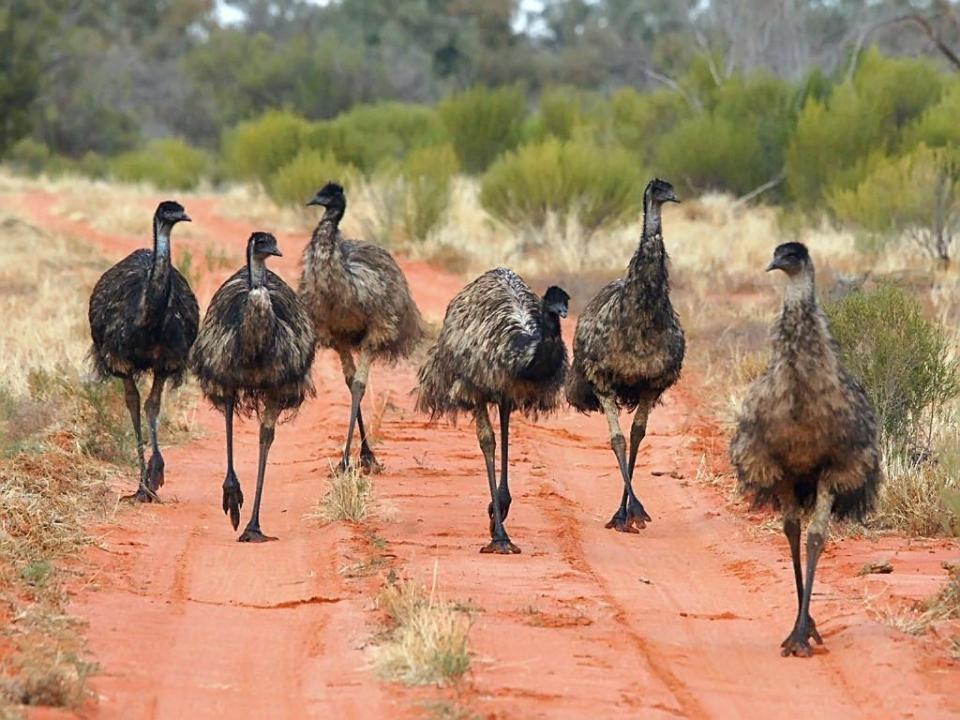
[121,482,161,504]
[487,492,512,535]
[222,472,244,531]
[781,617,823,657]
[238,526,277,543]
[146,453,165,492]
[360,448,383,475]
[604,499,651,533]
[480,537,521,555]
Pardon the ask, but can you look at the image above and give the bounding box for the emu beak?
[180,212,192,223]
[270,248,283,257]
[305,196,322,207]
[667,192,680,204]
[765,260,780,272]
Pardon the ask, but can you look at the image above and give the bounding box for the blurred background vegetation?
[3,0,960,258]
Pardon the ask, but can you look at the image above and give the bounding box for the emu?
[416,268,569,554]
[299,182,424,473]
[566,178,684,533]
[190,232,316,542]
[88,200,198,502]
[731,242,880,657]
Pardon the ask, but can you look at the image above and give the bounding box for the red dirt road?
[12,191,960,719]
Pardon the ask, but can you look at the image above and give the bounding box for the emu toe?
[146,453,165,492]
[605,499,651,533]
[481,538,521,555]
[238,526,277,543]
[780,618,822,657]
[122,482,161,504]
[222,473,244,531]
[360,449,383,475]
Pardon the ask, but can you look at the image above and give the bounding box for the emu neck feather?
[240,289,275,357]
[140,221,174,326]
[247,249,267,290]
[625,202,669,308]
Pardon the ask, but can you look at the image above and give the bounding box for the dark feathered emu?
[731,242,880,657]
[566,178,684,533]
[416,268,569,554]
[299,182,424,473]
[88,200,198,502]
[190,232,316,542]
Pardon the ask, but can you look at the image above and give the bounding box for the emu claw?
[122,482,161,504]
[480,538,521,555]
[238,526,277,543]
[360,449,383,475]
[781,616,823,656]
[605,499,650,533]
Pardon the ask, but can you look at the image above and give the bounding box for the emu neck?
[783,269,816,308]
[518,310,565,381]
[247,248,267,290]
[142,219,174,324]
[775,268,827,364]
[309,205,345,257]
[626,204,669,307]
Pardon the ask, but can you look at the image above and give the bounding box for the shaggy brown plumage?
[731,242,880,657]
[566,178,684,533]
[417,267,569,553]
[88,200,198,502]
[299,182,424,473]
[191,232,315,542]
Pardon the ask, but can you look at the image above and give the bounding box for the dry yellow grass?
[309,464,376,524]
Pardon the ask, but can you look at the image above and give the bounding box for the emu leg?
[782,482,833,657]
[487,399,513,535]
[601,397,648,533]
[779,487,823,652]
[120,377,156,503]
[607,402,653,530]
[239,403,279,543]
[222,398,244,531]
[143,372,167,494]
[336,349,380,474]
[477,404,519,554]
[339,351,372,473]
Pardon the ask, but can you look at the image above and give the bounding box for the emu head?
[306,182,346,211]
[155,200,191,227]
[542,285,570,318]
[644,178,680,207]
[248,232,283,261]
[766,242,812,277]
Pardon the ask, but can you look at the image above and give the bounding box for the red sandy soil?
[8,190,960,719]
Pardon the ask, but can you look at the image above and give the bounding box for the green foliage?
[6,137,50,175]
[826,285,960,447]
[904,81,960,150]
[480,138,643,234]
[222,110,309,185]
[305,102,443,175]
[611,88,690,164]
[401,144,459,240]
[439,85,527,174]
[110,139,209,190]
[267,149,356,208]
[786,50,944,207]
[829,144,959,263]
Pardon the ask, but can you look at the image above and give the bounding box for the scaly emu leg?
[120,376,156,503]
[478,404,519,554]
[238,402,280,543]
[222,397,244,531]
[778,485,823,653]
[782,481,833,657]
[487,399,513,535]
[336,349,380,474]
[143,371,168,494]
[601,396,648,533]
[607,400,653,530]
[339,350,372,473]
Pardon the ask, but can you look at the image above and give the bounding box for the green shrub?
[826,284,960,448]
[611,88,690,164]
[439,85,527,174]
[221,110,309,185]
[904,80,960,150]
[829,144,959,264]
[786,50,943,207]
[6,138,50,176]
[110,138,210,190]
[304,102,443,176]
[401,144,459,241]
[480,138,643,235]
[267,149,356,207]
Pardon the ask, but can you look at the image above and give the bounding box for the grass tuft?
[373,572,472,686]
[309,464,375,524]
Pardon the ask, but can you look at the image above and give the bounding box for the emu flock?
[87,178,880,659]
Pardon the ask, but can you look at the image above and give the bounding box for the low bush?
[110,138,209,190]
[826,284,960,449]
[611,88,691,164]
[267,149,356,208]
[221,110,309,185]
[439,85,527,174]
[480,138,643,235]
[401,144,459,241]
